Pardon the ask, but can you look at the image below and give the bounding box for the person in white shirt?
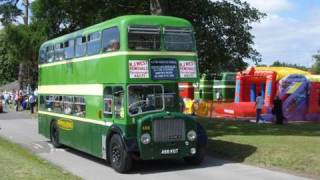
[255,92,264,123]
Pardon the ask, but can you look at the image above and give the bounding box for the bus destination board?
[179,61,197,78]
[150,59,178,80]
[129,60,149,78]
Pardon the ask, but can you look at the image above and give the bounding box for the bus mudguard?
[107,125,138,153]
[196,123,208,147]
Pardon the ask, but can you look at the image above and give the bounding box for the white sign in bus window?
[179,61,197,78]
[129,60,149,78]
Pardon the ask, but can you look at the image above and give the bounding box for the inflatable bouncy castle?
[194,74,213,100]
[179,82,194,99]
[182,66,320,121]
[278,74,309,121]
[192,73,236,102]
[213,72,236,102]
[214,66,316,120]
[306,75,320,121]
[234,67,277,106]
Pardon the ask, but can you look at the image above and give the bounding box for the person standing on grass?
[272,96,284,124]
[255,92,264,123]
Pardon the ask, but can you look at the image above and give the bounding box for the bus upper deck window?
[64,39,75,59]
[102,27,120,52]
[164,27,195,52]
[128,25,160,51]
[54,43,64,61]
[39,47,46,64]
[75,36,87,57]
[46,45,54,63]
[87,32,101,55]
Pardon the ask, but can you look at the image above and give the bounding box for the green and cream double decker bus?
[38,15,207,173]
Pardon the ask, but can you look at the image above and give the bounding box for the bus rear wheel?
[109,134,132,173]
[50,121,62,148]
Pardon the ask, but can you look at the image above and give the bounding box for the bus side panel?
[58,120,108,158]
[85,96,103,122]
[58,119,91,154]
[73,120,91,153]
[38,114,51,139]
[90,124,108,158]
[39,55,127,85]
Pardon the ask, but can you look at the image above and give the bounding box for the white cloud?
[245,0,293,13]
[248,1,320,67]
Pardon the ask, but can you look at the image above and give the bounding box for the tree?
[150,0,162,15]
[0,0,22,25]
[311,51,320,74]
[0,30,19,85]
[31,0,264,74]
[0,0,32,89]
[270,60,309,71]
[1,23,46,88]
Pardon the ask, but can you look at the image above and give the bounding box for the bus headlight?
[187,130,197,141]
[141,133,151,144]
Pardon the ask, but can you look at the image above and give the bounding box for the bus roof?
[41,15,193,47]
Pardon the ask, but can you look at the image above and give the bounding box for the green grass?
[198,118,320,178]
[0,136,80,180]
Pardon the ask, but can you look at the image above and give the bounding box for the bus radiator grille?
[153,119,186,142]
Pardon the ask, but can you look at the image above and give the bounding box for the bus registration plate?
[161,148,179,155]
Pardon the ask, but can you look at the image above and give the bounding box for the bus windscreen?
[164,27,194,52]
[128,25,160,51]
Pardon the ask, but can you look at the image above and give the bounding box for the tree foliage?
[31,0,265,74]
[0,0,22,25]
[0,23,46,86]
[311,51,320,74]
[270,60,309,71]
[5,23,46,85]
[0,31,18,84]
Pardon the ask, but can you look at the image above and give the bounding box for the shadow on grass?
[206,139,257,162]
[197,117,320,137]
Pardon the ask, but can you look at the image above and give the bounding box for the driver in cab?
[128,89,140,115]
[128,88,155,115]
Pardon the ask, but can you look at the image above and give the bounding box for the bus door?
[101,86,125,158]
[103,86,125,123]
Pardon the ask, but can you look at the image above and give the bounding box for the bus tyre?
[184,145,205,165]
[109,134,132,173]
[50,121,62,148]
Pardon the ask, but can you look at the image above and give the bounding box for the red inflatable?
[308,82,320,113]
[217,67,277,118]
[178,82,194,99]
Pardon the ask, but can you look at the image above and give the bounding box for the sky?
[246,0,320,67]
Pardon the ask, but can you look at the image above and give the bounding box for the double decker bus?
[38,15,207,173]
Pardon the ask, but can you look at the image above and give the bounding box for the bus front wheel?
[50,121,62,148]
[109,134,132,173]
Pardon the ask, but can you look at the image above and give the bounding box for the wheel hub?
[111,145,121,166]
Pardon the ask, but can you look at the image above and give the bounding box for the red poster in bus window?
[179,61,197,78]
[128,60,149,78]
